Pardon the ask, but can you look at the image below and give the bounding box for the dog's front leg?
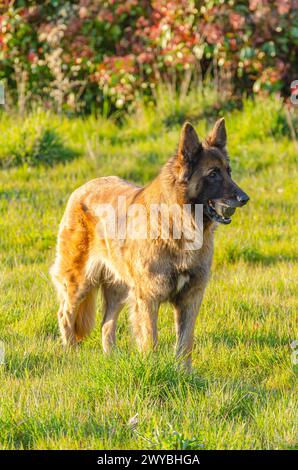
[130,298,159,353]
[173,291,204,369]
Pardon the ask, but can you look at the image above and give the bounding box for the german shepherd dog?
[51,119,249,368]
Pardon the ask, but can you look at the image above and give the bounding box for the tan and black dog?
[51,119,249,368]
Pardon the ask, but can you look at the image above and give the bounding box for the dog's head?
[174,119,249,224]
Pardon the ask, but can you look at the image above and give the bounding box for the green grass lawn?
[0,94,297,449]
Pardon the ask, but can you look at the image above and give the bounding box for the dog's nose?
[237,192,249,206]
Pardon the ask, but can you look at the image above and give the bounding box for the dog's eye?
[208,169,219,178]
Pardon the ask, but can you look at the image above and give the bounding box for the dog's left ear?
[176,122,202,182]
[178,122,202,164]
[207,118,227,148]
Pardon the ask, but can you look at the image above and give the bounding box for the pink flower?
[276,0,291,15]
[229,12,245,30]
[137,52,154,64]
[79,7,88,19]
[202,23,224,45]
[98,10,114,23]
[249,0,259,10]
[28,50,37,63]
[229,38,237,51]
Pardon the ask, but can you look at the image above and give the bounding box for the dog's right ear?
[178,122,201,164]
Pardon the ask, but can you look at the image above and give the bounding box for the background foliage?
[0,0,297,452]
[1,0,298,114]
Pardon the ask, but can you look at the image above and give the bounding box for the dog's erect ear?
[207,118,227,148]
[178,122,201,164]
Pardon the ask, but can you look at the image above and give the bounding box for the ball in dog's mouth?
[206,200,236,224]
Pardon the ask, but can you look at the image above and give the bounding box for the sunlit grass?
[0,94,297,449]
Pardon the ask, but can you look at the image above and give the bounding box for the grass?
[0,93,297,449]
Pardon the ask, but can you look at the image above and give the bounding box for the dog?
[51,119,249,368]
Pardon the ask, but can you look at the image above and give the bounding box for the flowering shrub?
[0,0,297,113]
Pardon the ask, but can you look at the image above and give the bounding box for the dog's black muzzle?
[224,188,250,208]
[206,187,249,224]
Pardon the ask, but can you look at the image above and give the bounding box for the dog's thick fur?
[51,120,248,367]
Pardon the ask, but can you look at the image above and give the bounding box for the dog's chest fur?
[133,228,215,302]
[176,273,190,292]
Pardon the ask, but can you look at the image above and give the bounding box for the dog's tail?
[75,288,98,341]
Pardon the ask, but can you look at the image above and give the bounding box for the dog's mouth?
[205,200,236,225]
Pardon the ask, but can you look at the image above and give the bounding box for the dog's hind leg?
[101,282,127,353]
[51,266,77,346]
[56,292,77,346]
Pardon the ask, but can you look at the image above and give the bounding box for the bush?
[0,1,297,114]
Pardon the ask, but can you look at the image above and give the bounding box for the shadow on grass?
[1,128,79,169]
[217,387,259,420]
[0,415,113,450]
[26,129,79,167]
[126,354,209,406]
[225,246,297,266]
[163,100,241,129]
[4,350,63,379]
[209,329,290,349]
